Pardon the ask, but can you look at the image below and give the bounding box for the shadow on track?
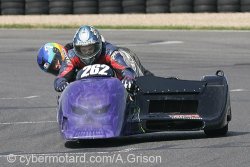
[65,131,249,149]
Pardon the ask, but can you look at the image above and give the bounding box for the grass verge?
[1,24,250,30]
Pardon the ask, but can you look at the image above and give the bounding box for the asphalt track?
[0,29,249,167]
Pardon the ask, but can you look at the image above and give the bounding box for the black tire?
[146,6,170,13]
[25,7,49,14]
[194,5,217,12]
[1,0,24,2]
[99,7,122,13]
[123,6,145,13]
[25,1,49,14]
[1,8,24,15]
[217,0,240,5]
[217,5,240,12]
[194,0,217,5]
[146,0,170,6]
[170,0,193,6]
[26,2,48,8]
[99,0,122,7]
[73,7,98,14]
[170,5,193,13]
[25,0,46,1]
[227,108,232,122]
[1,2,24,9]
[49,0,72,14]
[204,124,228,137]
[241,5,250,12]
[122,0,145,7]
[49,7,72,14]
[49,1,72,8]
[241,0,250,5]
[73,0,97,8]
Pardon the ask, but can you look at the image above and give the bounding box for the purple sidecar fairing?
[57,77,127,140]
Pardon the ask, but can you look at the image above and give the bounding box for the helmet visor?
[46,48,63,75]
[76,43,101,59]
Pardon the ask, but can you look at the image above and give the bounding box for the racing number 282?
[81,64,110,78]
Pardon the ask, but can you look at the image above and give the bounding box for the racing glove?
[54,78,69,92]
[122,76,135,92]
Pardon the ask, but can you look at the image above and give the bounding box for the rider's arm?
[101,42,136,80]
[54,55,76,92]
[109,51,137,91]
[107,50,136,80]
[104,51,136,91]
[57,60,75,82]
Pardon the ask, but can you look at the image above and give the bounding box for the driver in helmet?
[37,42,66,76]
[54,25,137,92]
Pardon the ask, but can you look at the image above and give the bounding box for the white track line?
[0,96,39,100]
[230,89,249,92]
[0,121,57,125]
[0,148,139,158]
[118,41,183,47]
[148,41,183,45]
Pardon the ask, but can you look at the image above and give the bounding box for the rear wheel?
[204,124,228,137]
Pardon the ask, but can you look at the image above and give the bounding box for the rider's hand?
[122,76,135,91]
[54,78,69,92]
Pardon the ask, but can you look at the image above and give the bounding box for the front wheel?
[204,124,228,137]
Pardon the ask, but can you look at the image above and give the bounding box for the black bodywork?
[123,70,231,136]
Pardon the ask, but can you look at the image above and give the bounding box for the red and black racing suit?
[55,42,136,86]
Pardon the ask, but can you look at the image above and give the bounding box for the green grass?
[1,24,250,30]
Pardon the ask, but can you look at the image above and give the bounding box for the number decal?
[80,64,111,79]
[80,66,92,78]
[90,64,101,75]
[99,64,109,75]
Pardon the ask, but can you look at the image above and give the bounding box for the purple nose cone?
[58,77,126,140]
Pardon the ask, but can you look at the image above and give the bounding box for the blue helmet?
[73,25,102,65]
[37,43,66,75]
